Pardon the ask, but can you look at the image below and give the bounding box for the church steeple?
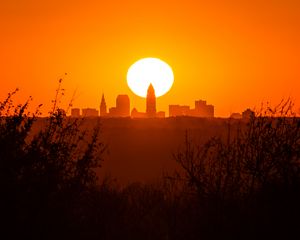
[100,94,107,116]
[146,84,156,118]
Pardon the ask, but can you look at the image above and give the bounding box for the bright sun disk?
[127,58,174,98]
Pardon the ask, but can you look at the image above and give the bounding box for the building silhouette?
[100,94,107,117]
[71,108,81,118]
[82,108,99,117]
[131,85,165,118]
[192,100,214,117]
[116,95,130,117]
[146,84,156,118]
[107,94,130,117]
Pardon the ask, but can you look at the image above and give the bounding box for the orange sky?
[0,0,299,117]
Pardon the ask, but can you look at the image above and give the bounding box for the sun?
[127,58,174,98]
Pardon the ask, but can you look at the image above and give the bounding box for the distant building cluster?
[70,84,216,119]
[72,94,130,118]
[169,100,214,118]
[106,94,130,117]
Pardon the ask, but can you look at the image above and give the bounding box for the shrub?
[172,99,300,238]
[0,82,105,239]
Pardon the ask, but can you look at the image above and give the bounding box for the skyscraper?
[146,84,156,118]
[116,94,130,117]
[100,94,107,116]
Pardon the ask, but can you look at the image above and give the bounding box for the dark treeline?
[1,87,300,239]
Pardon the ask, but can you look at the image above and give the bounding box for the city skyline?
[71,97,257,119]
[70,83,239,118]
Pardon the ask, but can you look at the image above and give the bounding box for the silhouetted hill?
[32,117,242,183]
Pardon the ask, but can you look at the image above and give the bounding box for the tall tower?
[146,84,156,118]
[100,94,107,116]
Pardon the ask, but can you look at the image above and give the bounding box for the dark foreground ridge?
[33,117,239,183]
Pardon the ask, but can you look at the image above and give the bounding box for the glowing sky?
[0,0,299,116]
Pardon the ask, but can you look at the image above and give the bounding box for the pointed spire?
[101,93,106,104]
[147,83,155,94]
[100,93,107,116]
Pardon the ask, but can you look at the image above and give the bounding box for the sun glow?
[127,58,174,98]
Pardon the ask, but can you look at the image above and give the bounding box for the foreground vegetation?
[0,87,299,239]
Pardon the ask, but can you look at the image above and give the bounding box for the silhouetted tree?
[0,82,105,239]
[172,99,300,239]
